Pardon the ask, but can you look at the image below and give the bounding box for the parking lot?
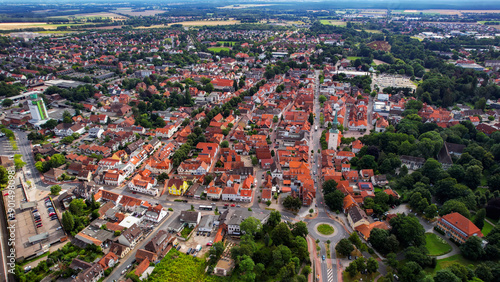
[179,226,216,258]
[36,197,66,245]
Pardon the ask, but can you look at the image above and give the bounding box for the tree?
[239,255,256,282]
[69,199,87,216]
[319,95,327,103]
[474,208,486,230]
[349,232,363,248]
[240,217,262,236]
[62,211,74,232]
[384,253,398,270]
[220,140,229,148]
[389,214,425,247]
[439,199,470,218]
[273,116,279,123]
[464,165,482,189]
[292,221,308,238]
[283,195,302,211]
[424,204,438,219]
[366,257,379,274]
[251,156,259,166]
[399,261,424,282]
[460,236,485,260]
[369,228,399,255]
[324,190,344,212]
[2,99,13,107]
[335,239,354,256]
[322,180,338,194]
[359,155,378,170]
[421,158,442,183]
[271,222,292,246]
[267,211,281,228]
[346,262,358,277]
[208,242,225,264]
[434,269,461,282]
[50,185,62,196]
[157,173,169,182]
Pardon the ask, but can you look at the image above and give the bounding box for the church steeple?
[330,110,338,133]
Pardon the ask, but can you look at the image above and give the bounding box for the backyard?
[425,233,452,256]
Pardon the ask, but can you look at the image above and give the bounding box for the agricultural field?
[320,20,347,26]
[0,22,95,31]
[219,4,275,9]
[113,8,167,16]
[48,12,127,20]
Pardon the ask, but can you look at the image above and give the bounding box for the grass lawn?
[317,224,334,235]
[425,233,452,256]
[208,47,231,52]
[482,220,494,236]
[342,271,379,282]
[374,187,383,193]
[347,56,361,61]
[425,254,477,275]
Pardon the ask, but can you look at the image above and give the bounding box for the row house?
[54,123,85,137]
[221,183,252,202]
[177,160,209,175]
[128,172,158,196]
[103,170,126,186]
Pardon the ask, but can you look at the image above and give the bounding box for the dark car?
[190,248,195,254]
[176,246,181,251]
[186,248,192,255]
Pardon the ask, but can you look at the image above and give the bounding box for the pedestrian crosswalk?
[326,267,334,282]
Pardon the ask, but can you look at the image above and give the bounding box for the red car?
[206,242,213,246]
[230,204,235,207]
[224,204,229,207]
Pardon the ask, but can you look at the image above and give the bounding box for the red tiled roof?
[439,212,483,239]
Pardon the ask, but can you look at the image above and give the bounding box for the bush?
[168,208,173,211]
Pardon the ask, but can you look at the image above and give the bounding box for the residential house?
[347,206,370,229]
[165,179,189,196]
[117,223,143,248]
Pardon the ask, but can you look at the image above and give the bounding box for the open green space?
[147,248,223,282]
[425,233,452,256]
[208,47,231,52]
[425,254,477,275]
[317,224,334,235]
[320,20,346,26]
[482,220,494,236]
[180,226,193,239]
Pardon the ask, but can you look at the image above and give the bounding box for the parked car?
[206,242,213,246]
[230,204,235,207]
[190,249,195,254]
[32,209,38,213]
[322,255,326,261]
[186,248,192,255]
[224,204,229,207]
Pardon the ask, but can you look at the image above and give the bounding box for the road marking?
[326,267,334,282]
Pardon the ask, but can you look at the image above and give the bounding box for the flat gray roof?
[28,232,49,243]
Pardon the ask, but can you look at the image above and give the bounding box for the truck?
[195,245,202,252]
[315,126,318,131]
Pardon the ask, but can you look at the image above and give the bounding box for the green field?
[317,224,334,235]
[482,220,494,236]
[425,233,452,256]
[208,47,231,52]
[347,56,361,61]
[320,20,347,26]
